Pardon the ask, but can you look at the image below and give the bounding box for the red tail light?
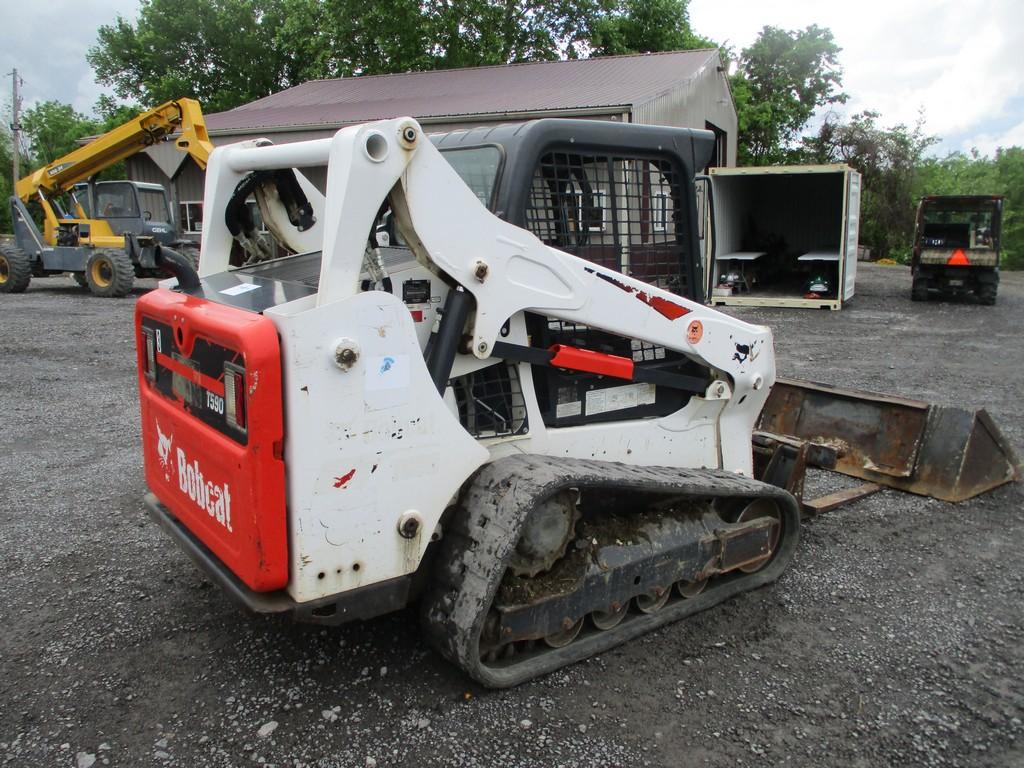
[224,364,247,433]
[142,328,156,381]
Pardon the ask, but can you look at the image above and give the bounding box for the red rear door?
[136,289,287,592]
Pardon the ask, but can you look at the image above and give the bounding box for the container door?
[842,171,862,300]
[694,175,714,301]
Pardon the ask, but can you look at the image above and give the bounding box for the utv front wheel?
[86,249,135,298]
[0,245,32,293]
[977,284,997,305]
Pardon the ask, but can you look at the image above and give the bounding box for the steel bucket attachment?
[756,378,1020,503]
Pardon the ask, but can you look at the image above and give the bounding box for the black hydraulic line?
[491,340,554,367]
[425,286,472,395]
[491,340,708,395]
[225,173,262,238]
[155,245,201,292]
[630,365,708,394]
[225,169,316,239]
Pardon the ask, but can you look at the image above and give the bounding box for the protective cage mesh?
[523,151,692,296]
[451,362,529,438]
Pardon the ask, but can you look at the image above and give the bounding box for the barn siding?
[125,54,737,218]
[632,58,737,167]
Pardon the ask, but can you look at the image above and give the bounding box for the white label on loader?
[220,282,259,296]
[586,382,656,415]
[556,400,582,418]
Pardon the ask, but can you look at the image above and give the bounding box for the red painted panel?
[136,289,288,592]
[548,344,635,380]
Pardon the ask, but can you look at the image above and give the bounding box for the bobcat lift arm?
[200,121,1019,514]
[149,117,780,607]
[197,118,773,473]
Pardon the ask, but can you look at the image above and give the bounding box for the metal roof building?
[128,49,737,238]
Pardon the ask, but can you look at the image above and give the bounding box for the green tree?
[94,94,144,133]
[733,25,846,165]
[19,101,100,166]
[275,0,603,76]
[589,0,713,56]
[88,0,306,113]
[424,0,593,67]
[993,147,1024,270]
[803,110,935,260]
[915,148,1024,270]
[88,0,688,113]
[275,0,430,82]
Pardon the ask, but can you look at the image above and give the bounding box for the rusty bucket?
[756,378,1020,503]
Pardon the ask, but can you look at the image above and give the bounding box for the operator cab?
[74,181,178,244]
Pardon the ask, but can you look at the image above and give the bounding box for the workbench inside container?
[705,164,861,310]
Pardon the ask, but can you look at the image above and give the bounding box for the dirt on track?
[0,264,1021,768]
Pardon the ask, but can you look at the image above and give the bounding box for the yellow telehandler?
[1,98,212,297]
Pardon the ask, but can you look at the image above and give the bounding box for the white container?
[703,164,862,310]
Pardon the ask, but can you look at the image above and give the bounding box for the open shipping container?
[704,164,861,310]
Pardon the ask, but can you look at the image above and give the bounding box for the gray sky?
[690,0,1024,155]
[2,0,1021,156]
[1,0,138,114]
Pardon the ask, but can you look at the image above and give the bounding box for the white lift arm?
[199,117,775,472]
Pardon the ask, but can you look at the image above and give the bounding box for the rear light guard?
[224,361,248,435]
[142,327,156,381]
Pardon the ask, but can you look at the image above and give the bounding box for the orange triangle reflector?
[947,249,969,265]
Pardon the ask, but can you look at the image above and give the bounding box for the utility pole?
[10,68,22,188]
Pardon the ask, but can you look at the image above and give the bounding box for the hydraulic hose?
[155,245,201,292]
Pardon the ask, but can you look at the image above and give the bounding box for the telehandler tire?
[86,249,134,298]
[0,245,32,294]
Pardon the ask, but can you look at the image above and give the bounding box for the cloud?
[961,119,1024,156]
[689,0,1024,152]
[0,0,138,115]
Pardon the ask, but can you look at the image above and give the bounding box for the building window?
[179,201,203,233]
[573,186,607,233]
[589,189,608,232]
[704,121,728,170]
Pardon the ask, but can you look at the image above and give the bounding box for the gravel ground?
[0,263,1022,768]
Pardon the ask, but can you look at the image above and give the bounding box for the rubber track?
[421,454,801,688]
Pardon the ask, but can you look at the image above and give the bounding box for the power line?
[9,68,23,188]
